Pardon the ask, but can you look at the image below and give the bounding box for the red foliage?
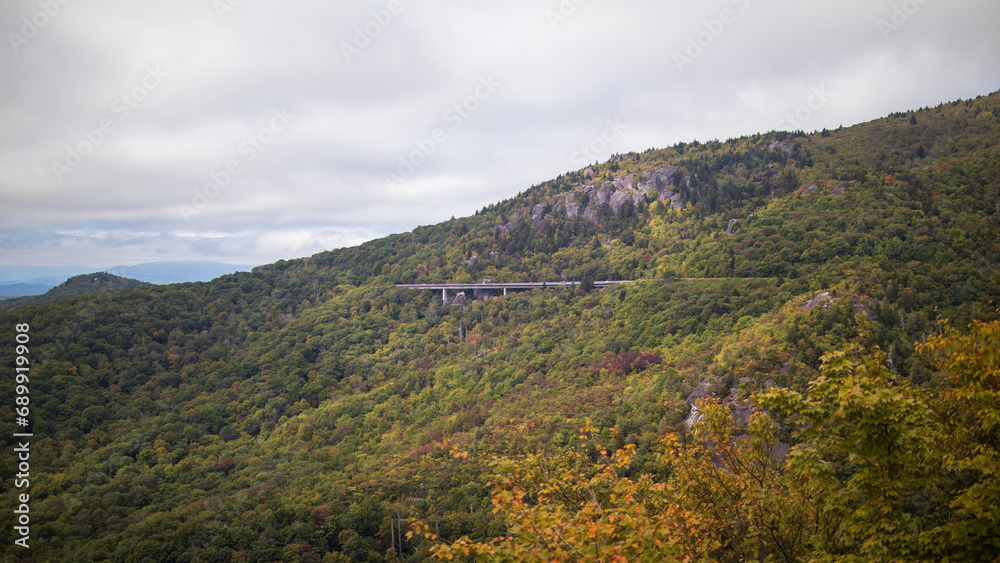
[311,506,332,527]
[594,351,662,377]
[213,459,235,473]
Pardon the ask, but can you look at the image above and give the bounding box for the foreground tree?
[416,320,1000,561]
[760,320,1000,561]
[415,407,819,562]
[915,318,1000,560]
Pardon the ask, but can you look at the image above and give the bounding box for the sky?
[1,0,998,271]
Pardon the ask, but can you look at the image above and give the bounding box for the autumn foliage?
[417,320,1000,562]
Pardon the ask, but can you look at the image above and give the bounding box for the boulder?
[849,295,875,320]
[722,388,754,426]
[670,193,682,210]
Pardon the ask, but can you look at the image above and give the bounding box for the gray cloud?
[1,0,998,268]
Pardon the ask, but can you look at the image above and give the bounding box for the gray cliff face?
[638,166,680,191]
[550,167,683,223]
[593,188,610,206]
[612,174,634,190]
[563,195,581,220]
[769,140,796,157]
[499,164,688,236]
[610,190,632,215]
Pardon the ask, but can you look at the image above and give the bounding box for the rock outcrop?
[685,381,715,428]
[769,140,796,157]
[802,291,836,310]
[638,166,680,191]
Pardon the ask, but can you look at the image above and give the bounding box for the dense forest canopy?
[1,91,999,561]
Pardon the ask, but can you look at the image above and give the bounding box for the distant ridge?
[0,272,152,312]
[0,283,53,299]
[0,261,256,298]
[104,261,256,285]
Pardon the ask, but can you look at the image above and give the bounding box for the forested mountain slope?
[1,92,999,561]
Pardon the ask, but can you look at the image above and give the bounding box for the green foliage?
[1,92,999,560]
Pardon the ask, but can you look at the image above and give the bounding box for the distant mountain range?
[0,261,255,298]
[103,261,256,285]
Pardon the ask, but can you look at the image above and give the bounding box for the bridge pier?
[442,288,449,304]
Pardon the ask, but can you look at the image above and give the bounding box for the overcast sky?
[1,0,998,270]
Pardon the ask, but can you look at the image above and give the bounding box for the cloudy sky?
[1,0,998,270]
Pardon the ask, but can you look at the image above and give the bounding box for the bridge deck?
[396,281,629,291]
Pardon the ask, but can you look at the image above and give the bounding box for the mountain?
[0,262,256,299]
[0,267,98,299]
[0,283,53,299]
[1,91,999,561]
[104,261,256,285]
[0,272,153,312]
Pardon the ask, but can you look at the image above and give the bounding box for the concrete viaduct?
[396,281,629,304]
